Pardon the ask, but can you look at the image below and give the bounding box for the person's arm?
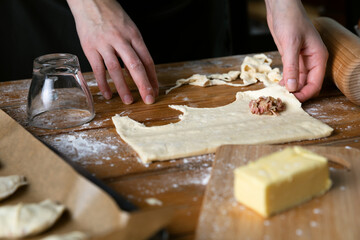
[265,0,328,102]
[66,0,158,104]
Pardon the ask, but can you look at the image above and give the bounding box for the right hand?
[265,0,328,102]
[67,0,158,104]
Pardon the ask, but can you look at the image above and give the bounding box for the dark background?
[1,0,359,82]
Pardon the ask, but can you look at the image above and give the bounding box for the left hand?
[67,0,158,105]
[265,0,328,102]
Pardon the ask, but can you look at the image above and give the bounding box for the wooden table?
[1,52,360,239]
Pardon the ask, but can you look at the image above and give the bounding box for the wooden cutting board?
[195,145,360,240]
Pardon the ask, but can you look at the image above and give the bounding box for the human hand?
[265,0,328,102]
[67,0,158,104]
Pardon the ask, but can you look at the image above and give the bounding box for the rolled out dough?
[112,85,333,163]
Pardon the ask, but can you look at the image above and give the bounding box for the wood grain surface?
[196,145,360,240]
[1,52,360,239]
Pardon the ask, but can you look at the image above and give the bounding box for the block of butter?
[234,146,332,217]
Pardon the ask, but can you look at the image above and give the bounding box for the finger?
[116,44,155,104]
[86,50,112,100]
[131,39,159,96]
[294,82,320,102]
[297,55,308,90]
[282,38,301,92]
[293,65,324,102]
[101,47,133,104]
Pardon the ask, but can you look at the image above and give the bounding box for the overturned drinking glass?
[27,53,95,129]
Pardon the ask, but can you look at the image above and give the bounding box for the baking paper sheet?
[0,109,172,239]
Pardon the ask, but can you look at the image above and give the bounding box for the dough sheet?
[113,85,333,163]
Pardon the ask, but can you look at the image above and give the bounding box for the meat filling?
[249,96,285,116]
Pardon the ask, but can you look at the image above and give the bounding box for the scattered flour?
[295,229,303,236]
[171,93,187,100]
[41,132,122,164]
[310,221,318,228]
[77,118,111,130]
[177,167,212,186]
[180,154,215,167]
[313,208,322,214]
[118,110,133,116]
[86,77,113,87]
[133,165,212,197]
[86,79,98,87]
[0,81,30,93]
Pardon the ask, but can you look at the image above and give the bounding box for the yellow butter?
[234,146,332,217]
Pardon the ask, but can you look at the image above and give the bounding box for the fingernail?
[123,95,133,105]
[287,79,297,92]
[145,95,155,104]
[104,91,112,100]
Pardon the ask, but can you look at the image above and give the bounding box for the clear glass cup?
[27,53,95,129]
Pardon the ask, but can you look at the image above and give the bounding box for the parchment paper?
[0,109,172,239]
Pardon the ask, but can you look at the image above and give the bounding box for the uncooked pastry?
[112,85,333,163]
[0,175,27,201]
[240,53,282,86]
[0,199,65,238]
[165,54,282,94]
[165,71,241,94]
[42,231,87,240]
